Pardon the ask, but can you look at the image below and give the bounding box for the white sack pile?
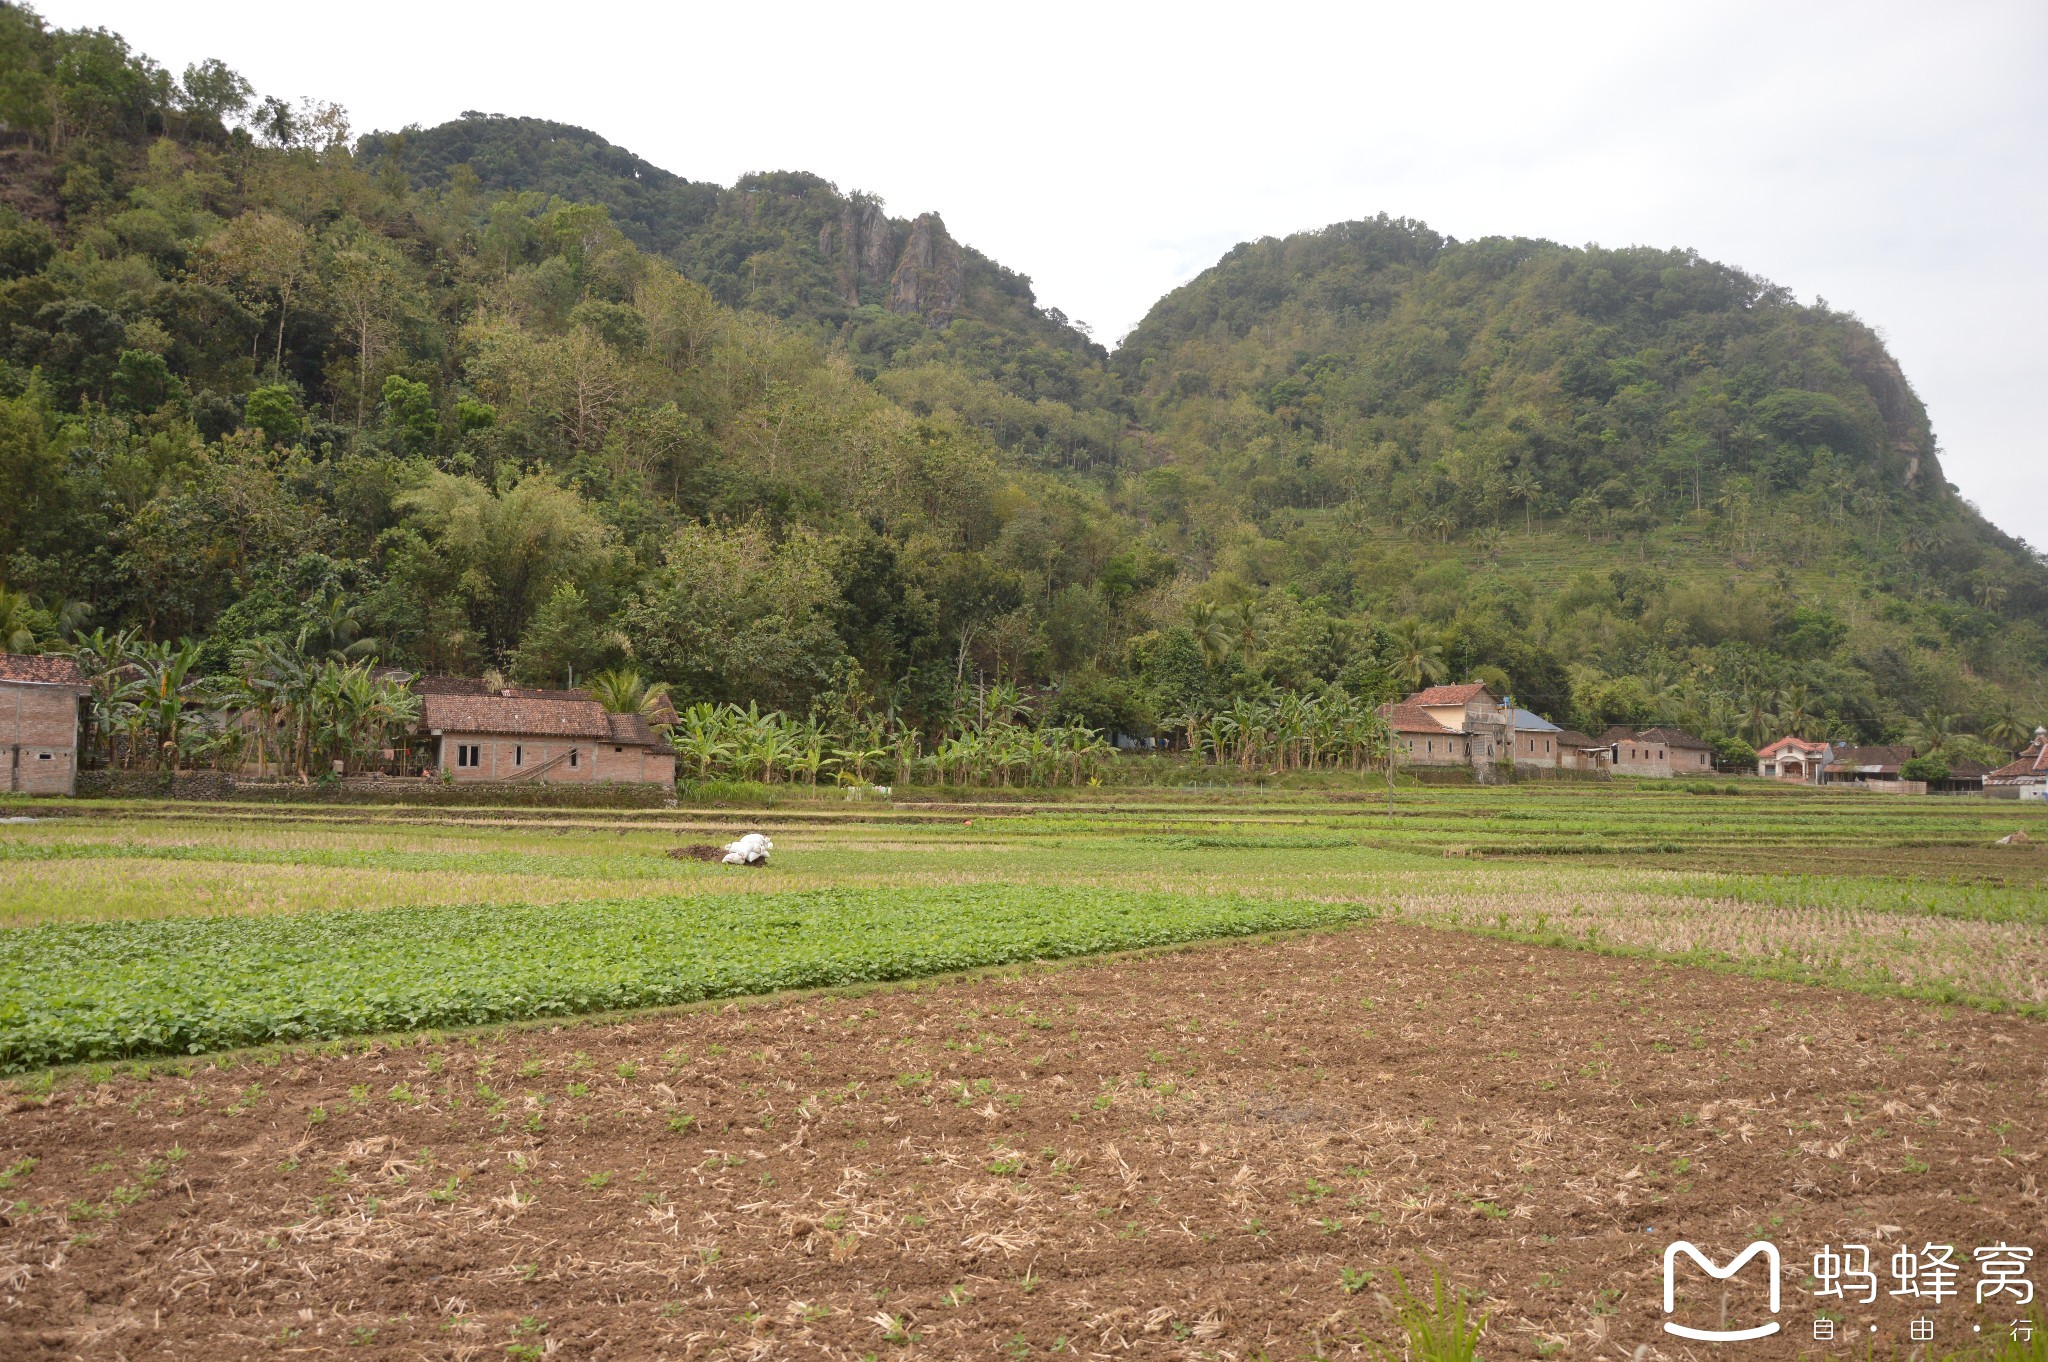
[721,832,773,866]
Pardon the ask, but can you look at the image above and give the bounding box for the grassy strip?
[0,840,697,882]
[0,885,1375,1072]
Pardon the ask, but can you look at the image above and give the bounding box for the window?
[613,746,623,754]
[37,752,51,761]
[569,748,579,768]
[515,745,523,766]
[1657,749,1665,760]
[456,743,480,769]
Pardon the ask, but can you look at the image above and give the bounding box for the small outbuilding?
[420,685,675,787]
[1600,725,1717,777]
[0,653,89,795]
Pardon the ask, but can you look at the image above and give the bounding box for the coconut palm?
[1982,696,2035,753]
[1225,602,1263,671]
[1188,601,1231,670]
[1506,469,1541,533]
[586,666,673,721]
[1775,683,1817,739]
[1387,619,1447,693]
[1905,708,1965,756]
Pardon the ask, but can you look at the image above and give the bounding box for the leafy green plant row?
[0,887,1375,1072]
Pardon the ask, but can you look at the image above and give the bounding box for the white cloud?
[39,0,2048,544]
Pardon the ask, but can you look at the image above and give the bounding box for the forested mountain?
[0,3,2041,768]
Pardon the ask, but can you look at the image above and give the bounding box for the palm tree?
[1905,708,1965,756]
[1225,601,1263,671]
[1775,682,1816,739]
[1982,696,2034,753]
[586,666,673,721]
[1737,684,1780,746]
[1506,469,1541,533]
[0,587,40,653]
[1971,571,2009,613]
[1188,602,1231,670]
[1387,619,1447,693]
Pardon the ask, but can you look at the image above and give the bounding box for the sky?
[39,0,2048,547]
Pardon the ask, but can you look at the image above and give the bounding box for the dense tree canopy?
[1,3,2041,763]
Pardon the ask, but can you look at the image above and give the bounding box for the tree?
[1188,601,1230,670]
[1982,697,2034,753]
[1224,601,1263,671]
[323,236,406,427]
[196,212,310,373]
[1506,469,1541,532]
[1387,619,1446,692]
[393,472,618,658]
[1905,709,1964,756]
[587,666,673,722]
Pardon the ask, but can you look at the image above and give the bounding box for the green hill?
[0,4,2040,764]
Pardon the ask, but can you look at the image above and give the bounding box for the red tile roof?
[1987,739,2048,783]
[1553,731,1600,749]
[0,653,86,687]
[1409,683,1495,707]
[1757,736,1831,759]
[605,712,665,748]
[421,693,611,739]
[1379,702,1456,735]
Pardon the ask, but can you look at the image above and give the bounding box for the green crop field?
[1,782,2044,1073]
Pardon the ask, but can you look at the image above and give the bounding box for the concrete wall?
[2,681,81,795]
[1396,732,1470,766]
[1610,740,1715,778]
[438,732,672,787]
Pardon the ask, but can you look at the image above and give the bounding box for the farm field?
[0,782,2045,1358]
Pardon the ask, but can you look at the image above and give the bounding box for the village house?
[1599,725,1718,777]
[0,653,89,795]
[1551,730,1611,773]
[1379,683,1511,778]
[1507,707,1562,765]
[419,681,675,787]
[1821,744,1917,791]
[1986,729,2048,801]
[1756,735,1833,783]
[1380,683,1624,777]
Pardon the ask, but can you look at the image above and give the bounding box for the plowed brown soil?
[1,922,2042,1360]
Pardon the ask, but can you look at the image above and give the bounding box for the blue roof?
[1510,708,1561,732]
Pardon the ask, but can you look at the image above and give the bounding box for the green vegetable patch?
[0,886,1374,1071]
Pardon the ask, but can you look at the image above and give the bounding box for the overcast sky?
[40,0,2048,547]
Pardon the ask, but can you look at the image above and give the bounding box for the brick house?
[1599,725,1717,777]
[1986,729,2048,801]
[1379,683,1512,779]
[420,686,675,787]
[1380,701,1475,767]
[1819,744,1915,789]
[1506,707,1565,767]
[1,653,89,795]
[1551,730,1611,773]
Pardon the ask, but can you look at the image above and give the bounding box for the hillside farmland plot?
[0,784,2045,1358]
